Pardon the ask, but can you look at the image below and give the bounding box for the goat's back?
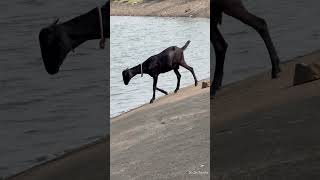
[144,46,184,74]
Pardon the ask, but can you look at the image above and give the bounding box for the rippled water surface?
[0,0,108,177]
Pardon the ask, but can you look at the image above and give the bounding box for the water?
[110,16,210,117]
[0,0,108,178]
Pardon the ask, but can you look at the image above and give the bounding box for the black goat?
[39,1,109,75]
[122,40,198,104]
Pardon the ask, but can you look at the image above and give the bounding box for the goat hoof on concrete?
[272,69,281,79]
[195,81,198,86]
[174,89,179,93]
[150,99,155,104]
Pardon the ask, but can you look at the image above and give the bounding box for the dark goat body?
[39,1,110,75]
[122,40,198,104]
[211,0,281,97]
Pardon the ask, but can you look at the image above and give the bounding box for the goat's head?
[39,19,73,75]
[122,68,133,85]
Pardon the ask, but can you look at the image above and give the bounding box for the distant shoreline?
[111,0,210,18]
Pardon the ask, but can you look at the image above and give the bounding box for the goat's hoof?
[164,92,168,95]
[272,66,281,79]
[174,89,179,93]
[272,74,278,79]
[195,81,198,86]
[277,66,282,73]
[150,99,155,104]
[271,71,280,79]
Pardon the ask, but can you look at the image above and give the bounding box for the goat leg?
[180,63,198,86]
[150,76,158,103]
[156,87,168,95]
[174,69,181,93]
[224,5,281,79]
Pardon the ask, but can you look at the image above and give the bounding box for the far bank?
[111,0,210,18]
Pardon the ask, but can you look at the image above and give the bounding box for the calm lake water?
[1,0,320,178]
[110,16,210,117]
[212,0,320,84]
[0,0,108,178]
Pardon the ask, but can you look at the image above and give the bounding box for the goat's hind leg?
[211,24,228,97]
[224,4,281,78]
[173,69,181,93]
[180,59,198,87]
[156,87,168,95]
[150,76,158,103]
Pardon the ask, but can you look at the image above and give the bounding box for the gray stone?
[202,81,210,89]
[293,62,320,86]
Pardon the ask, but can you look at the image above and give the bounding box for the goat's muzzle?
[122,69,131,85]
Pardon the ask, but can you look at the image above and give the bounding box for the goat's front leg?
[156,87,168,95]
[174,69,181,93]
[150,76,158,103]
[211,24,228,97]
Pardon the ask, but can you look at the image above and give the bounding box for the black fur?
[122,40,198,104]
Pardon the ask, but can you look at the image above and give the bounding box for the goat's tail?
[181,40,191,51]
